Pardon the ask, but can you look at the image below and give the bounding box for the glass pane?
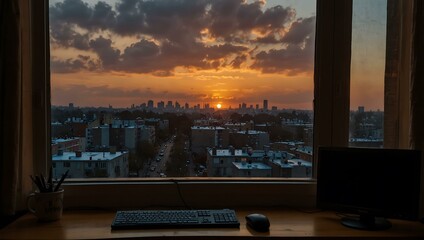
[49,0,316,178]
[350,0,386,148]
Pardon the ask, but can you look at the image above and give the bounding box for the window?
[349,0,386,148]
[96,162,107,168]
[49,0,317,179]
[31,0,413,208]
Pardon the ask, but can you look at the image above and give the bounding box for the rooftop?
[52,151,127,161]
[233,162,272,170]
[271,159,312,168]
[52,138,80,144]
[235,130,267,134]
[191,126,226,130]
[208,148,291,160]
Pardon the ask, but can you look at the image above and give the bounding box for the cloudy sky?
[49,0,385,110]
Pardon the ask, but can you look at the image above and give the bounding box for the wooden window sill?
[1,208,424,239]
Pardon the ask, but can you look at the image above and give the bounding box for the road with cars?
[148,138,174,177]
[138,136,205,178]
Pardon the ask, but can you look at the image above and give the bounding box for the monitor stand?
[341,214,392,230]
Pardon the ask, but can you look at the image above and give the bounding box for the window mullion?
[313,0,352,176]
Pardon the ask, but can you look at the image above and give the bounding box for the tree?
[254,113,277,124]
[230,113,242,122]
[128,152,142,173]
[240,114,253,122]
[116,110,133,120]
[165,135,189,176]
[135,140,156,168]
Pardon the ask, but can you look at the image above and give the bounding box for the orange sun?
[216,103,222,109]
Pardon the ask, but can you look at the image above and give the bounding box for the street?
[140,138,174,177]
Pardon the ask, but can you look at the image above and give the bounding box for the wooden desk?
[1,208,424,239]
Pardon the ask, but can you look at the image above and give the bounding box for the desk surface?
[1,208,424,239]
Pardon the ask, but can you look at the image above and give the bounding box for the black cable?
[295,207,325,214]
[172,179,191,210]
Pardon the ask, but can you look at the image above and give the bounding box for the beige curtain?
[411,1,424,151]
[0,0,35,216]
[1,0,22,216]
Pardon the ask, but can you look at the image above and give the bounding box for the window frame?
[33,0,358,209]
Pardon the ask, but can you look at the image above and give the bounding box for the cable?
[295,207,325,214]
[172,179,191,210]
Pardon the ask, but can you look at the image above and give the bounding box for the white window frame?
[30,0,390,209]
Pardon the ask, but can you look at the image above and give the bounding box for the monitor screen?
[317,147,422,230]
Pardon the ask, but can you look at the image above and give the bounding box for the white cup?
[27,189,64,221]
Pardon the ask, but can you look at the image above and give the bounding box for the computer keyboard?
[111,209,240,230]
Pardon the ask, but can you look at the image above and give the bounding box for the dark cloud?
[50,23,91,50]
[50,0,315,76]
[89,36,121,67]
[205,44,248,60]
[207,0,241,39]
[50,0,92,26]
[255,5,295,31]
[253,34,280,44]
[51,55,98,73]
[118,39,162,73]
[113,0,147,36]
[236,1,264,30]
[251,36,315,75]
[89,1,117,30]
[250,17,316,74]
[49,0,115,49]
[282,16,315,44]
[50,0,116,30]
[230,54,248,69]
[51,58,86,73]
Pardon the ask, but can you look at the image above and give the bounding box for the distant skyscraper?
[158,101,165,109]
[166,101,173,109]
[263,100,268,111]
[69,103,74,109]
[242,103,247,109]
[358,106,365,113]
[147,100,154,109]
[175,101,181,109]
[185,103,189,109]
[256,104,259,110]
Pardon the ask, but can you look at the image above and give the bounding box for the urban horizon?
[52,101,382,112]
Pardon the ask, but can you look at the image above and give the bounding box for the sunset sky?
[49,0,386,110]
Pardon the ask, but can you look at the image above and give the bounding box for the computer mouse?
[245,213,270,232]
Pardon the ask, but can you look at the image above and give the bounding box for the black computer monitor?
[317,147,423,230]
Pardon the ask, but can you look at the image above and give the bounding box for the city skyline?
[58,100,376,113]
